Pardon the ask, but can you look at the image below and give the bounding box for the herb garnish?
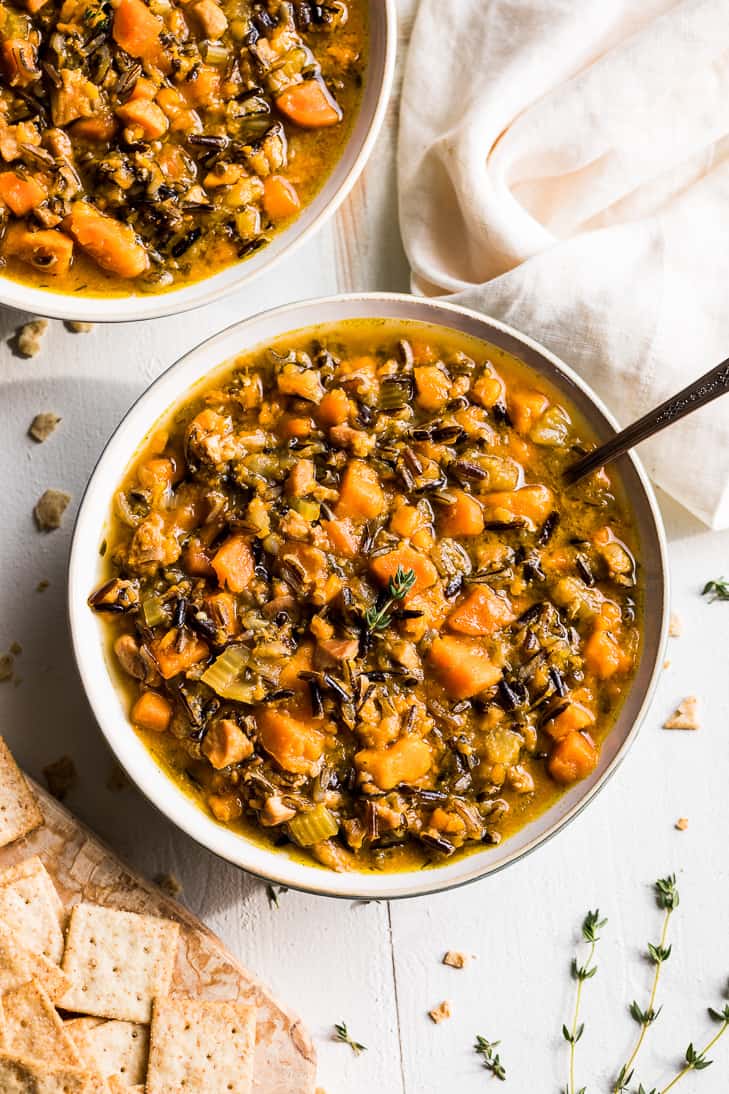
[364,566,416,633]
[474,1035,506,1080]
[334,1021,367,1056]
[701,578,729,602]
[266,884,287,908]
[563,909,606,1094]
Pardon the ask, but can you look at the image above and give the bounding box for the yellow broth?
[92,320,642,874]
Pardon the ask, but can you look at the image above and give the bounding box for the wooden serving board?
[0,777,317,1094]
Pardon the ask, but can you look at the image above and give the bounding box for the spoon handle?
[564,356,729,485]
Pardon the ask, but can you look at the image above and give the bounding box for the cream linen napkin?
[398,0,729,527]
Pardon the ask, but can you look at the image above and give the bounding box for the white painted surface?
[1,3,729,1090]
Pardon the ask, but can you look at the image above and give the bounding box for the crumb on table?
[42,755,78,801]
[668,612,682,637]
[154,872,183,898]
[64,320,94,333]
[442,951,469,969]
[28,412,62,443]
[34,489,71,531]
[16,318,48,358]
[663,696,700,731]
[675,817,689,831]
[428,1000,452,1024]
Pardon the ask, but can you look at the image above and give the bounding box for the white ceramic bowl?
[68,293,669,899]
[0,3,396,324]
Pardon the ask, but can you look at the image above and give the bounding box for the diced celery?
[142,596,168,628]
[288,804,339,847]
[203,40,229,64]
[201,645,250,695]
[293,498,320,522]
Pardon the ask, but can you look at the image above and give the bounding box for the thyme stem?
[658,1004,729,1093]
[564,909,606,1094]
[569,938,595,1093]
[614,876,679,1093]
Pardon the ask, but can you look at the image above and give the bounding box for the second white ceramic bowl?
[0,2,396,323]
[68,293,669,899]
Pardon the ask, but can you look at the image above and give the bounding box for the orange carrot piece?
[277,415,313,440]
[369,544,438,597]
[428,635,502,699]
[438,490,484,537]
[66,201,149,278]
[211,533,254,594]
[446,585,515,636]
[131,690,172,732]
[335,460,385,520]
[0,172,46,216]
[355,736,432,791]
[481,484,554,526]
[275,78,342,128]
[507,388,550,434]
[129,76,157,101]
[263,175,301,221]
[548,731,598,784]
[321,518,359,559]
[545,702,595,741]
[151,629,209,679]
[71,113,118,142]
[583,628,625,679]
[414,365,450,411]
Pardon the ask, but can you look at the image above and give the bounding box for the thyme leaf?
[702,577,729,602]
[334,1021,366,1056]
[474,1035,506,1080]
[364,566,416,633]
[565,909,606,1094]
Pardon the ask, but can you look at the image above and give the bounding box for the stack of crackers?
[0,738,257,1093]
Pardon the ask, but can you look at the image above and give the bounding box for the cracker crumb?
[443,950,469,969]
[663,696,700,731]
[668,612,682,637]
[0,654,13,682]
[28,412,62,443]
[34,489,71,531]
[42,755,77,801]
[663,659,671,669]
[154,872,182,898]
[15,318,48,358]
[675,817,689,831]
[36,579,49,592]
[9,642,21,656]
[64,320,94,333]
[106,762,131,792]
[428,1000,452,1024]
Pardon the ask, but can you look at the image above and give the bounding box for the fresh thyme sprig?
[613,875,680,1093]
[701,577,729,602]
[653,999,729,1093]
[334,1021,367,1056]
[364,565,416,633]
[563,909,606,1094]
[474,1035,506,1080]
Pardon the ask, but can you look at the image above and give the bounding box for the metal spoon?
[564,356,729,485]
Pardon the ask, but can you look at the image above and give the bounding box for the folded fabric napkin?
[399,0,729,527]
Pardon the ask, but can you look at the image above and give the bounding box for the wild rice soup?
[89,320,642,873]
[0,0,365,294]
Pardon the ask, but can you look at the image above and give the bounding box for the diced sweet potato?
[113,0,167,67]
[470,371,505,409]
[0,172,46,216]
[1,40,39,86]
[317,387,351,428]
[131,690,172,733]
[335,460,384,520]
[286,458,316,497]
[508,388,550,434]
[321,518,359,559]
[257,708,325,775]
[278,641,314,695]
[66,201,149,278]
[583,628,625,679]
[2,224,73,276]
[211,533,254,594]
[446,585,515,636]
[275,78,342,128]
[202,718,253,769]
[262,175,300,221]
[355,736,432,791]
[545,702,595,741]
[548,731,598,784]
[369,545,437,597]
[116,98,169,139]
[481,484,554,526]
[278,415,313,440]
[414,365,450,410]
[71,113,118,142]
[389,504,420,539]
[438,490,484,537]
[151,629,209,679]
[182,538,215,578]
[428,635,502,699]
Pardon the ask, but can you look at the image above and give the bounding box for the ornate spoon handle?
[564,357,729,485]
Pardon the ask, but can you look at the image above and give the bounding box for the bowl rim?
[68,292,670,899]
[0,0,397,324]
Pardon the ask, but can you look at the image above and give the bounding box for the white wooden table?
[2,4,729,1090]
